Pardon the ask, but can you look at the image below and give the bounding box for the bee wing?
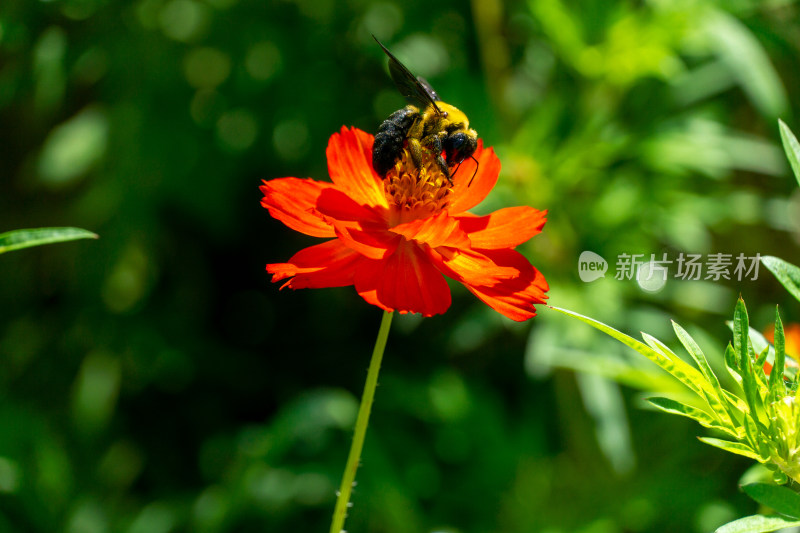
[373,36,442,114]
[416,77,440,102]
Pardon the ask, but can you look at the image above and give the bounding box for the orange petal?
[266,239,362,289]
[457,207,547,249]
[355,242,451,317]
[332,220,399,260]
[427,245,547,320]
[260,178,336,238]
[428,247,520,286]
[315,187,387,225]
[326,127,389,210]
[458,248,548,321]
[447,143,501,215]
[390,212,470,249]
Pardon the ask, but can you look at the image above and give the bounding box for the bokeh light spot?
[102,242,152,313]
[193,487,228,529]
[38,106,108,187]
[272,119,309,161]
[184,47,231,89]
[128,503,175,533]
[159,0,210,42]
[216,108,259,152]
[66,500,107,533]
[362,3,403,39]
[190,89,226,127]
[245,41,281,81]
[0,457,20,493]
[71,350,122,434]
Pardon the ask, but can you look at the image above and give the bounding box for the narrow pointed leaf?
[647,397,735,435]
[642,332,678,358]
[755,346,769,372]
[762,256,800,304]
[726,343,743,386]
[771,309,787,395]
[735,300,761,421]
[549,306,708,396]
[742,412,759,450]
[742,483,800,519]
[715,514,800,533]
[0,227,98,254]
[673,321,733,424]
[722,390,748,417]
[699,437,763,461]
[733,298,749,367]
[779,120,800,186]
[673,321,720,389]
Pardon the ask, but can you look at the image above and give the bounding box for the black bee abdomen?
[373,106,418,177]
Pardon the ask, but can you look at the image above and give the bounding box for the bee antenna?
[451,159,464,179]
[468,155,479,187]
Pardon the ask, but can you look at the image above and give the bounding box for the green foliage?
[763,256,800,303]
[715,514,800,533]
[553,300,800,532]
[741,484,800,520]
[0,227,97,255]
[2,0,800,531]
[779,120,800,186]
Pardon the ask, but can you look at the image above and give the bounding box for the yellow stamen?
[383,149,452,221]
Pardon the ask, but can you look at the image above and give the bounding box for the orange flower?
[763,323,800,375]
[261,127,548,321]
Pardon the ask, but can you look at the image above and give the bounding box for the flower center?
[383,148,452,222]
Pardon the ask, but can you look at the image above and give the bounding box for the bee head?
[443,129,478,166]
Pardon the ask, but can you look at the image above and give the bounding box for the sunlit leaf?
[549,306,709,397]
[672,322,733,424]
[647,397,734,435]
[778,120,800,186]
[699,438,763,461]
[642,332,677,358]
[741,483,800,519]
[0,227,98,255]
[762,256,800,304]
[715,514,800,533]
[770,309,787,396]
[734,299,761,420]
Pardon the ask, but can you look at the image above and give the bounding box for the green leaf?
[716,514,800,533]
[779,120,800,186]
[733,298,749,369]
[642,332,677,358]
[699,437,763,461]
[762,256,800,304]
[673,322,719,389]
[0,227,98,254]
[734,299,762,422]
[647,396,735,435]
[549,306,708,397]
[755,346,769,373]
[742,483,800,519]
[672,321,733,425]
[722,390,748,418]
[770,308,787,396]
[726,343,743,386]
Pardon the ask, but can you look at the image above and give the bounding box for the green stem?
[329,309,394,533]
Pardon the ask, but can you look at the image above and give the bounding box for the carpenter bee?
[372,36,478,184]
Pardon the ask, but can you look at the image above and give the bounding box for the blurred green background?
[2,0,800,531]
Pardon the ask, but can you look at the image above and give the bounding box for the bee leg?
[425,133,452,184]
[407,137,424,171]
